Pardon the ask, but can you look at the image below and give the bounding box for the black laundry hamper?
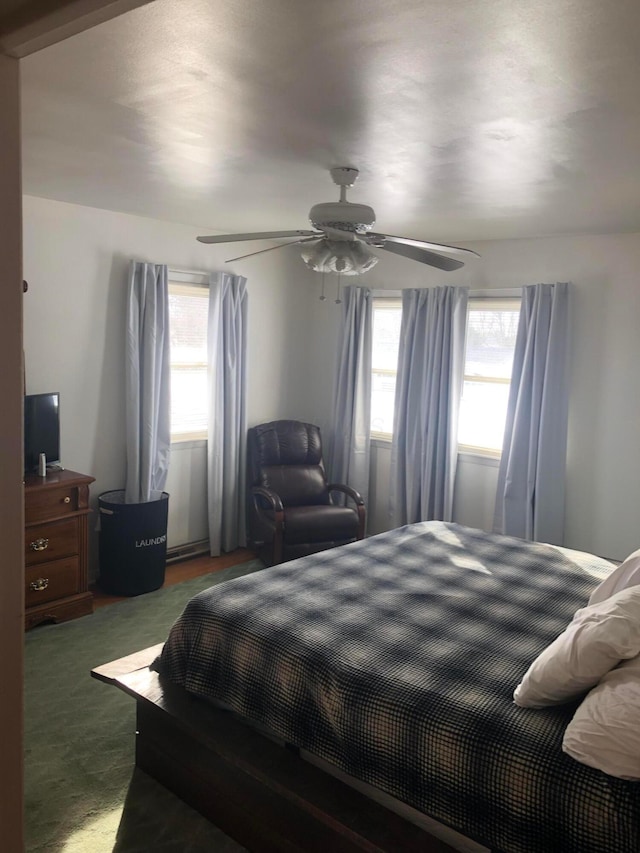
[98,489,169,596]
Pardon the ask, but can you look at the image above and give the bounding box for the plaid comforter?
[155,522,640,853]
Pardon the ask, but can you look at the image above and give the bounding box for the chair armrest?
[250,486,285,564]
[328,483,366,540]
[328,483,365,506]
[251,486,284,513]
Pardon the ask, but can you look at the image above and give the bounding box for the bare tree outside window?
[370,296,520,457]
[458,299,521,454]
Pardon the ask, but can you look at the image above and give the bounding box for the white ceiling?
[19,0,640,244]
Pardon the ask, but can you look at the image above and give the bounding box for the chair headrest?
[250,420,323,466]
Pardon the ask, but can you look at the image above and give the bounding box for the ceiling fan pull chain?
[319,272,326,301]
[335,273,342,304]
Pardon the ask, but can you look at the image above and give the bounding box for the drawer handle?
[30,578,49,592]
[30,538,49,552]
[63,496,71,504]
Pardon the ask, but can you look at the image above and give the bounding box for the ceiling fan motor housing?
[308,201,376,234]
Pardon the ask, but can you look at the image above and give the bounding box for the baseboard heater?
[166,539,209,565]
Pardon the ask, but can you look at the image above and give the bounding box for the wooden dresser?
[24,468,95,630]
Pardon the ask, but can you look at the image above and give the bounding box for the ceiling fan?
[196,167,480,275]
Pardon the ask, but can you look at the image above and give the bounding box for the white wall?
[22,197,640,572]
[324,233,640,562]
[22,195,321,577]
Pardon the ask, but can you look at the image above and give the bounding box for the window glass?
[370,295,520,452]
[168,283,209,440]
[458,298,520,455]
[371,299,401,437]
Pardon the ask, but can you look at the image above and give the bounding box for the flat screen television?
[24,392,60,473]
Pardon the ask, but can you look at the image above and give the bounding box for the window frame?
[167,272,210,444]
[457,295,521,459]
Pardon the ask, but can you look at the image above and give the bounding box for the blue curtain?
[125,261,171,503]
[207,272,248,555]
[390,286,468,526]
[493,282,570,544]
[327,285,372,508]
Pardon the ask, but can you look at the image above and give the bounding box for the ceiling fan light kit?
[301,238,379,275]
[196,167,480,282]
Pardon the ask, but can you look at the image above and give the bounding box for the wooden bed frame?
[92,645,462,853]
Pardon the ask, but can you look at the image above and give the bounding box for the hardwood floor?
[90,547,258,609]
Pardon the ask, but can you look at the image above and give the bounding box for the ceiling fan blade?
[375,240,465,271]
[226,236,320,262]
[197,230,318,244]
[366,232,480,259]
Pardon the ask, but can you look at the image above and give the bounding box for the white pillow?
[513,586,640,708]
[588,547,640,605]
[563,653,640,780]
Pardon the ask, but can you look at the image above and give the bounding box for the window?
[370,294,521,455]
[371,298,402,439]
[457,297,521,456]
[168,279,209,441]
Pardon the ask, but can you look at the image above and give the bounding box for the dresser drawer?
[23,469,94,629]
[25,517,79,566]
[25,556,80,607]
[25,484,83,524]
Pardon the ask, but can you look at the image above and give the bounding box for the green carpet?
[25,560,264,852]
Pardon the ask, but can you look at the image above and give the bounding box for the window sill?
[371,436,392,449]
[170,438,207,451]
[368,438,501,467]
[457,450,500,467]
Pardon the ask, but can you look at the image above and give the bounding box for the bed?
[93,521,640,853]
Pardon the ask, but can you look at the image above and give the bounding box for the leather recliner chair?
[246,419,366,566]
